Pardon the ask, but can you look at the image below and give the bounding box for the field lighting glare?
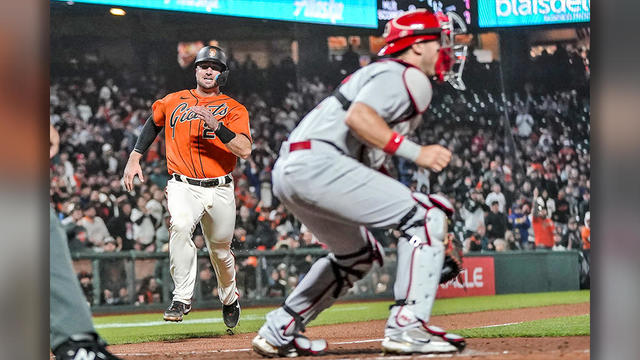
[110,8,126,16]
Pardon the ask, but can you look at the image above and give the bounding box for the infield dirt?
[102,302,590,359]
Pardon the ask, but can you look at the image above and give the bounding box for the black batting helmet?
[194,45,229,87]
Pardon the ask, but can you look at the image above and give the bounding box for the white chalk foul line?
[477,321,523,328]
[95,314,264,329]
[95,305,368,329]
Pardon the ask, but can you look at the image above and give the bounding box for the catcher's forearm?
[345,102,420,161]
[134,116,163,154]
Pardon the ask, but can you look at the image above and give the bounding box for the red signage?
[437,256,496,298]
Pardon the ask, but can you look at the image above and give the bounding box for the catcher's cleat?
[222,299,241,328]
[163,300,191,322]
[382,324,465,354]
[53,333,123,360]
[423,324,466,351]
[252,334,327,358]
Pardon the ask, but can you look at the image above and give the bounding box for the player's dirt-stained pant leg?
[259,142,444,347]
[50,207,96,349]
[200,182,239,306]
[166,178,206,304]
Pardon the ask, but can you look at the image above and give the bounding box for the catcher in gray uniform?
[252,9,469,357]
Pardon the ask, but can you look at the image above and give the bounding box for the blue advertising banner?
[53,0,378,28]
[477,0,589,28]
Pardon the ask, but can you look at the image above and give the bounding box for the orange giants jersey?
[152,89,252,178]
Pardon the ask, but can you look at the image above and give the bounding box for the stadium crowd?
[50,45,590,305]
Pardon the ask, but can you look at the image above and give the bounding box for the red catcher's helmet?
[379,9,469,90]
[378,9,441,57]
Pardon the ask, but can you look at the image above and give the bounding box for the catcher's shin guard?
[389,192,452,324]
[389,238,445,325]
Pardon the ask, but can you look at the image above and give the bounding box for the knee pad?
[328,227,384,298]
[281,227,384,335]
[398,192,454,246]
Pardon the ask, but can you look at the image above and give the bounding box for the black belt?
[172,173,232,187]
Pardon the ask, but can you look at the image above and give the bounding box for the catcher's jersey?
[287,59,431,165]
[152,89,251,179]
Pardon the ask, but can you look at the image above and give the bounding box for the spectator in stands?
[67,226,92,253]
[266,268,286,297]
[131,197,157,252]
[552,228,565,251]
[236,205,257,235]
[504,230,520,250]
[78,202,111,248]
[460,189,487,237]
[581,211,591,264]
[61,206,84,235]
[540,188,556,219]
[560,216,582,250]
[106,201,135,250]
[493,238,507,252]
[149,165,170,188]
[77,271,94,306]
[99,237,129,304]
[515,105,534,138]
[578,191,590,221]
[552,189,570,231]
[237,256,258,297]
[531,188,555,250]
[464,233,482,253]
[476,224,492,251]
[154,212,171,252]
[136,276,162,305]
[485,201,508,241]
[509,204,531,249]
[199,265,217,300]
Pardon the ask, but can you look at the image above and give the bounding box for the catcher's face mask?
[434,12,468,91]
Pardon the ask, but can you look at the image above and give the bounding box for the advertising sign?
[437,256,496,298]
[54,0,379,28]
[378,0,473,26]
[477,0,590,28]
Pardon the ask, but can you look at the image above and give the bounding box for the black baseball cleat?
[53,333,123,360]
[163,300,191,322]
[222,299,241,328]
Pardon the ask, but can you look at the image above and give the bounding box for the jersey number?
[202,128,216,139]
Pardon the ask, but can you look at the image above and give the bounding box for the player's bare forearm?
[122,151,144,192]
[344,102,395,149]
[225,135,252,160]
[128,151,143,162]
[345,102,450,172]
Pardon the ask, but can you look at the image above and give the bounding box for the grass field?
[95,290,590,345]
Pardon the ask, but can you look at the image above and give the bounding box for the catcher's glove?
[440,233,464,284]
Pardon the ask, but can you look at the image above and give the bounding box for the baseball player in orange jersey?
[123,46,251,328]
